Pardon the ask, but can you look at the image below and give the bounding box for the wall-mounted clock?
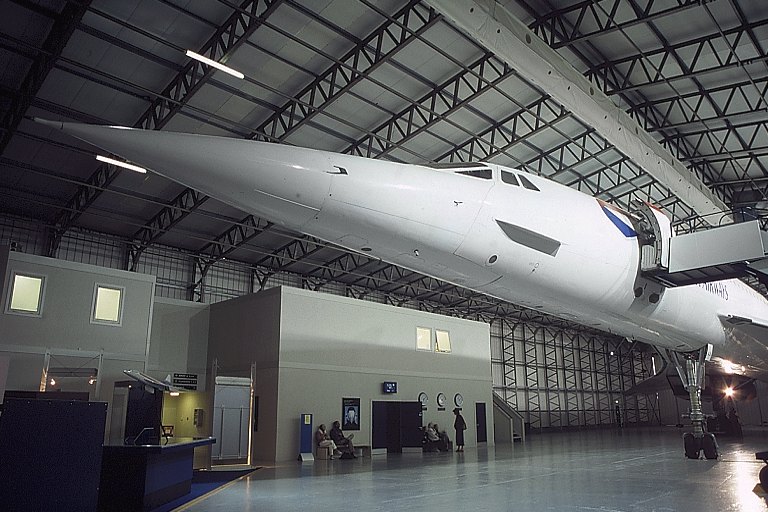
[436,392,446,407]
[418,392,428,404]
[454,393,464,407]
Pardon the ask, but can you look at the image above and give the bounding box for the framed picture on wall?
[342,397,360,431]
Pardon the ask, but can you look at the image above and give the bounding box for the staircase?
[492,392,525,443]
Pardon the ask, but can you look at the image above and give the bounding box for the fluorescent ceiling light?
[96,155,147,174]
[185,49,244,79]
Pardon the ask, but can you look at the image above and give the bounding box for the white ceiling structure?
[1,0,768,328]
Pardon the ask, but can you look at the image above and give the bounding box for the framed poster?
[342,397,360,431]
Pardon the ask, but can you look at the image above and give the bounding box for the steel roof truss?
[252,0,441,142]
[0,0,91,156]
[51,0,282,257]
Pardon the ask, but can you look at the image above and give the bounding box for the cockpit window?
[456,169,492,180]
[501,171,519,186]
[518,174,540,191]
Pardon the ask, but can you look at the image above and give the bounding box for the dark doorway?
[372,401,423,452]
[124,384,163,445]
[476,402,487,443]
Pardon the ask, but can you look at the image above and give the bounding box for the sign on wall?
[342,397,360,431]
[172,372,198,390]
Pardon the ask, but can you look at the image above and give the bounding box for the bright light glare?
[169,391,180,397]
[185,50,244,79]
[96,155,147,173]
[724,387,735,397]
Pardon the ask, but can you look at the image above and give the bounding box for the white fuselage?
[40,121,768,373]
[308,153,766,355]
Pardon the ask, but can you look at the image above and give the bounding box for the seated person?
[425,423,440,451]
[315,424,341,458]
[433,423,450,452]
[329,420,355,457]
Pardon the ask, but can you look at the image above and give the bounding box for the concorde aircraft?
[35,118,768,460]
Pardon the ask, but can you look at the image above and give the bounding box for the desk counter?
[98,437,216,512]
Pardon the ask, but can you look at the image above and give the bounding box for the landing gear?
[702,433,718,460]
[667,346,719,460]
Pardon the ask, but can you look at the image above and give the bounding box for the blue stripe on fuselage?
[600,205,636,237]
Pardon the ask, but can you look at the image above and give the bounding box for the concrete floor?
[183,427,768,511]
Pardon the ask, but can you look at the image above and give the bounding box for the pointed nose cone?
[35,119,332,229]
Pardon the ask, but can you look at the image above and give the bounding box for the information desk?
[98,437,216,512]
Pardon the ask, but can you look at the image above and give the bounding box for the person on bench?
[315,424,341,459]
[433,423,450,452]
[425,423,441,451]
[330,420,356,458]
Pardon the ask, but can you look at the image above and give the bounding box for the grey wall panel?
[148,297,209,391]
[208,288,281,462]
[0,251,155,358]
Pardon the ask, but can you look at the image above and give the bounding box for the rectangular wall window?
[416,327,432,351]
[435,330,451,353]
[6,272,46,316]
[91,284,124,326]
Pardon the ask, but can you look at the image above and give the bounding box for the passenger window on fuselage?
[501,171,519,186]
[456,169,492,179]
[518,174,540,191]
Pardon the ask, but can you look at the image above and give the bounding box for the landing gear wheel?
[683,433,701,459]
[760,465,768,491]
[701,433,719,460]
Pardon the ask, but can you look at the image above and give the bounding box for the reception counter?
[98,437,216,512]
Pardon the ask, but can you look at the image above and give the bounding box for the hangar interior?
[2,0,768,509]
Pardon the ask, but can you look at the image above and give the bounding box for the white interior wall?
[274,286,493,462]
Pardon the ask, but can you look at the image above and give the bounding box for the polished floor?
[182,427,768,511]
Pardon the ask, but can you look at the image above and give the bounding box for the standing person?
[728,407,743,439]
[330,420,356,457]
[453,408,467,452]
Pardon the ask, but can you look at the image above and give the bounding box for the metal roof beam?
[137,0,283,131]
[427,0,729,224]
[253,236,330,275]
[127,189,210,271]
[343,52,512,159]
[662,119,768,153]
[586,18,768,95]
[529,0,702,50]
[51,0,283,259]
[251,0,440,142]
[684,147,768,165]
[0,0,91,156]
[194,215,273,273]
[633,4,768,183]
[628,76,768,131]
[434,96,569,164]
[301,251,380,288]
